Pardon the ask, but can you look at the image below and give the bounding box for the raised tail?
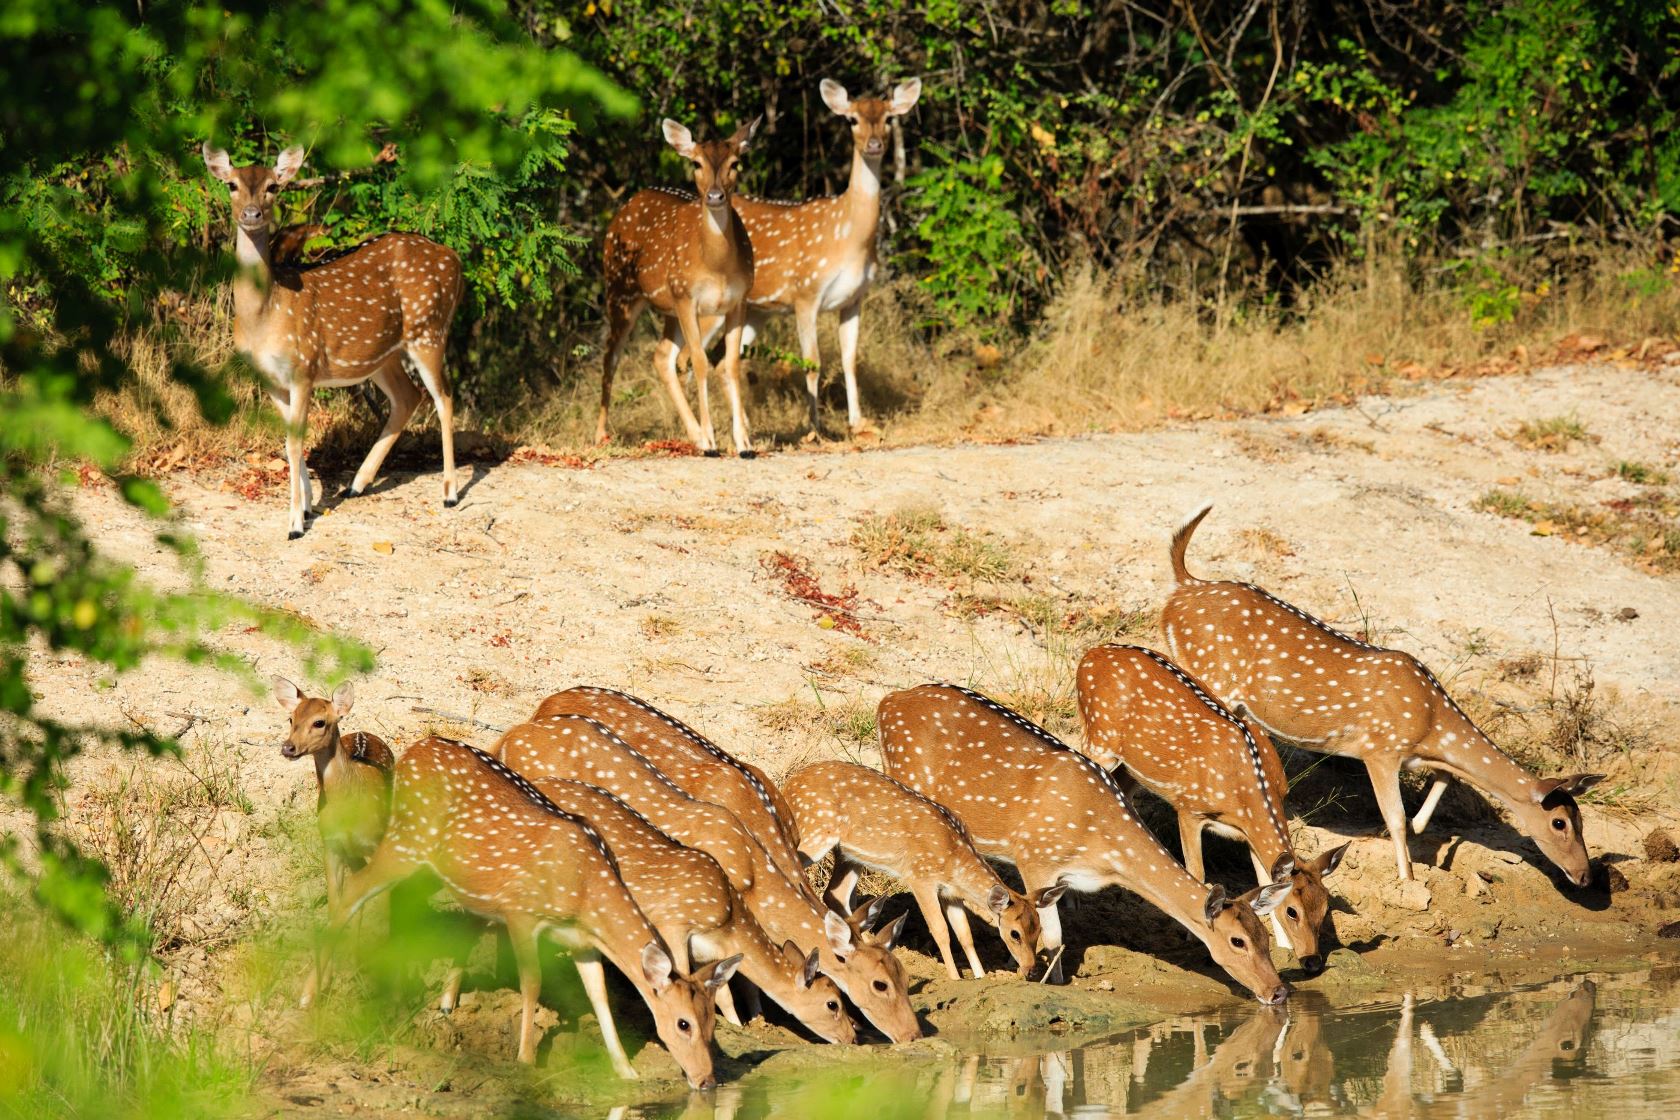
[1170,503,1214,584]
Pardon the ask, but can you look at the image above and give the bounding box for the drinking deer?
[878,685,1293,1003]
[517,777,855,1043]
[1076,645,1348,974]
[316,735,737,1086]
[532,687,809,900]
[1161,505,1603,885]
[600,119,759,457]
[495,714,922,1043]
[782,760,1056,980]
[691,78,922,437]
[202,144,463,539]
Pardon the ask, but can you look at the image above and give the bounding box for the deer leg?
[1411,777,1449,834]
[794,301,823,437]
[304,841,418,1009]
[278,384,310,539]
[673,303,719,454]
[598,297,643,445]
[301,849,345,1009]
[654,317,710,450]
[1177,813,1208,882]
[945,900,988,980]
[439,964,464,1014]
[719,308,755,457]
[1251,849,1294,953]
[714,981,744,1027]
[837,295,867,433]
[504,914,546,1064]
[822,851,861,914]
[1365,753,1415,881]
[405,342,458,507]
[345,359,421,498]
[909,881,961,980]
[574,947,639,1080]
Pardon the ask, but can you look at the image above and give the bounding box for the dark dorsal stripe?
[434,737,619,876]
[937,685,1128,800]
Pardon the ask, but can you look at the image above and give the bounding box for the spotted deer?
[315,736,737,1086]
[782,760,1057,980]
[202,145,463,539]
[272,677,393,1007]
[600,119,759,457]
[878,685,1293,1003]
[1076,645,1349,974]
[532,687,809,900]
[691,78,922,437]
[493,714,921,1043]
[1162,505,1603,885]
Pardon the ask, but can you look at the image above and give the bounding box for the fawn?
[1161,505,1602,885]
[782,760,1056,980]
[879,685,1293,1003]
[1076,645,1348,974]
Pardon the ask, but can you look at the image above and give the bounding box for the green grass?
[1509,414,1593,452]
[851,506,1015,583]
[1614,460,1671,485]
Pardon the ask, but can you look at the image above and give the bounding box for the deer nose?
[240,207,262,224]
[691,1073,716,1091]
[1299,954,1325,976]
[865,138,884,155]
[705,188,725,205]
[1264,983,1291,1005]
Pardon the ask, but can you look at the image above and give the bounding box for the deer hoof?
[443,496,459,509]
[738,449,757,460]
[703,448,723,458]
[287,529,304,541]
[337,486,362,500]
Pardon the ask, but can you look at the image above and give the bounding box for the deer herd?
[269,504,1604,1088]
[202,64,1607,1097]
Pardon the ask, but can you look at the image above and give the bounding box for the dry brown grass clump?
[1507,414,1595,452]
[851,505,1015,584]
[1474,488,1680,573]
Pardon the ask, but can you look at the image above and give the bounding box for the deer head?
[1269,844,1349,976]
[639,941,740,1091]
[661,118,758,210]
[988,882,1064,977]
[820,78,922,160]
[1521,774,1603,887]
[778,940,856,1044]
[202,143,305,232]
[1202,878,1293,1005]
[823,907,920,1042]
[273,676,353,760]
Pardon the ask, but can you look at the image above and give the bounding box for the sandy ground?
[23,359,1680,1111]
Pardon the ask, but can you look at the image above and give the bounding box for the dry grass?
[1508,414,1595,452]
[1474,487,1680,573]
[851,505,1015,584]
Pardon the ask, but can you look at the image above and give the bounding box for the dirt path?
[25,360,1680,1108]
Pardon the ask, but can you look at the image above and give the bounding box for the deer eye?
[1561,1040,1575,1051]
[677,1018,692,1033]
[825,1000,839,1012]
[871,979,889,993]
[1286,906,1299,920]
[312,719,326,729]
[1231,936,1247,950]
[264,183,277,194]
[1010,929,1021,940]
[1552,818,1567,831]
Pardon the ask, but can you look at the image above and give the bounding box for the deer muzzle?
[1262,982,1291,1006]
[704,188,726,207]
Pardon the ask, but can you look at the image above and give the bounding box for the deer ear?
[1033,882,1068,908]
[1534,773,1604,803]
[640,941,676,991]
[801,947,822,989]
[1269,853,1296,883]
[701,954,743,990]
[661,118,696,158]
[1311,841,1351,878]
[272,675,301,713]
[823,909,855,955]
[273,146,305,185]
[1202,883,1229,925]
[820,78,853,116]
[874,911,909,951]
[202,143,235,182]
[1246,879,1294,919]
[730,116,761,152]
[987,884,1011,915]
[848,894,885,933]
[330,681,355,719]
[888,77,923,116]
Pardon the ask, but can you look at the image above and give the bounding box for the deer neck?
[697,203,742,274]
[1099,838,1217,949]
[947,849,1006,918]
[718,895,789,991]
[583,876,665,984]
[231,225,278,332]
[839,150,884,249]
[1420,709,1541,814]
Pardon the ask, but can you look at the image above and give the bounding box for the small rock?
[1392,880,1433,912]
[1462,868,1488,897]
[1597,863,1630,894]
[1643,829,1679,863]
[1659,921,1680,939]
[1615,606,1639,621]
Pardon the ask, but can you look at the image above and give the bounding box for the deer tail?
[1170,503,1214,584]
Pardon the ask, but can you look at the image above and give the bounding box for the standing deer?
[600,119,759,457]
[272,677,392,1008]
[202,144,463,539]
[782,760,1056,980]
[494,714,922,1043]
[1161,505,1603,885]
[879,684,1293,1003]
[694,78,922,437]
[518,777,855,1043]
[1076,645,1349,974]
[316,736,737,1086]
[532,687,809,900]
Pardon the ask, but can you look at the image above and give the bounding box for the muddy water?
[623,966,1680,1119]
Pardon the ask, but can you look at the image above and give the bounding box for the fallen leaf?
[1531,520,1556,537]
[372,541,394,555]
[1496,475,1520,485]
